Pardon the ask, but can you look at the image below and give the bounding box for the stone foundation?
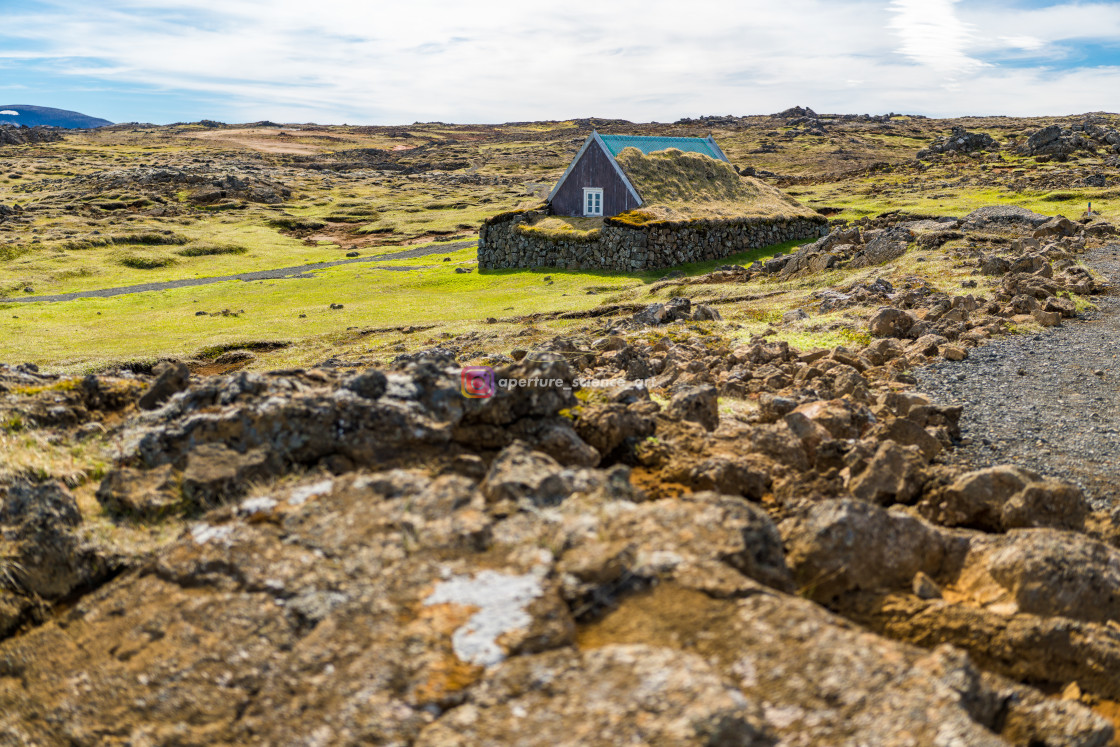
[478,209,829,271]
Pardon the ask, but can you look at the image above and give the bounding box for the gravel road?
[917,244,1120,508]
[0,240,475,304]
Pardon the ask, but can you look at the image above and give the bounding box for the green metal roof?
[598,134,726,161]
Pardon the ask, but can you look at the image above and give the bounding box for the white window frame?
[583,187,604,217]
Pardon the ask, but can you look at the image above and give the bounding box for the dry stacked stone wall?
[478,209,829,271]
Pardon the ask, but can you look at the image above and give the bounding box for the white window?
[583,187,603,217]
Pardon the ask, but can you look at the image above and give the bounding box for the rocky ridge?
[0,124,63,147]
[918,126,1000,158]
[71,166,293,206]
[1021,123,1120,160]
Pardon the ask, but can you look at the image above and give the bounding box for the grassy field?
[2,112,1116,372]
[2,238,813,372]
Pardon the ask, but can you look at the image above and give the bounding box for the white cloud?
[1,0,1119,123]
[998,35,1047,52]
[888,0,983,75]
[963,2,1120,52]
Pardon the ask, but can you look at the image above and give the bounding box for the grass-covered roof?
[614,146,819,223]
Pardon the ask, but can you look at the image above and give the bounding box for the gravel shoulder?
[0,240,475,304]
[917,243,1120,508]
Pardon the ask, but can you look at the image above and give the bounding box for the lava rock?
[666,385,719,431]
[137,360,191,410]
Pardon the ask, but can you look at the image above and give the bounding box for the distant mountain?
[0,105,112,129]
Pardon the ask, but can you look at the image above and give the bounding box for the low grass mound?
[117,252,176,269]
[355,221,396,234]
[324,207,381,223]
[268,216,326,231]
[176,243,248,257]
[60,238,112,251]
[0,245,30,261]
[114,232,188,246]
[614,147,819,223]
[62,232,188,251]
[197,340,292,359]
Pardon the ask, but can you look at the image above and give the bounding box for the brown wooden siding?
[550,142,641,217]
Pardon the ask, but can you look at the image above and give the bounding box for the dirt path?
[0,240,475,304]
[916,243,1120,508]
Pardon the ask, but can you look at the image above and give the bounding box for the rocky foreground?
[3,207,1120,745]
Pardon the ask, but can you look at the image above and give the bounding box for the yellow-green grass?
[276,181,527,240]
[518,215,603,239]
[797,183,1113,221]
[0,220,348,296]
[642,238,997,352]
[0,267,626,370]
[10,118,1107,375]
[0,229,485,301]
[764,327,874,351]
[0,427,110,488]
[0,161,529,295]
[1,239,809,372]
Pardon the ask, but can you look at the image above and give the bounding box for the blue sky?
[1,0,1119,125]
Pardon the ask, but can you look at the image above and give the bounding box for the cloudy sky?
[1,0,1119,125]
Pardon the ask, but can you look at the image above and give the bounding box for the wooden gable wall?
[550,141,641,218]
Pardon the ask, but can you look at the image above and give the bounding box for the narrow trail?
[0,240,476,304]
[917,243,1120,508]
